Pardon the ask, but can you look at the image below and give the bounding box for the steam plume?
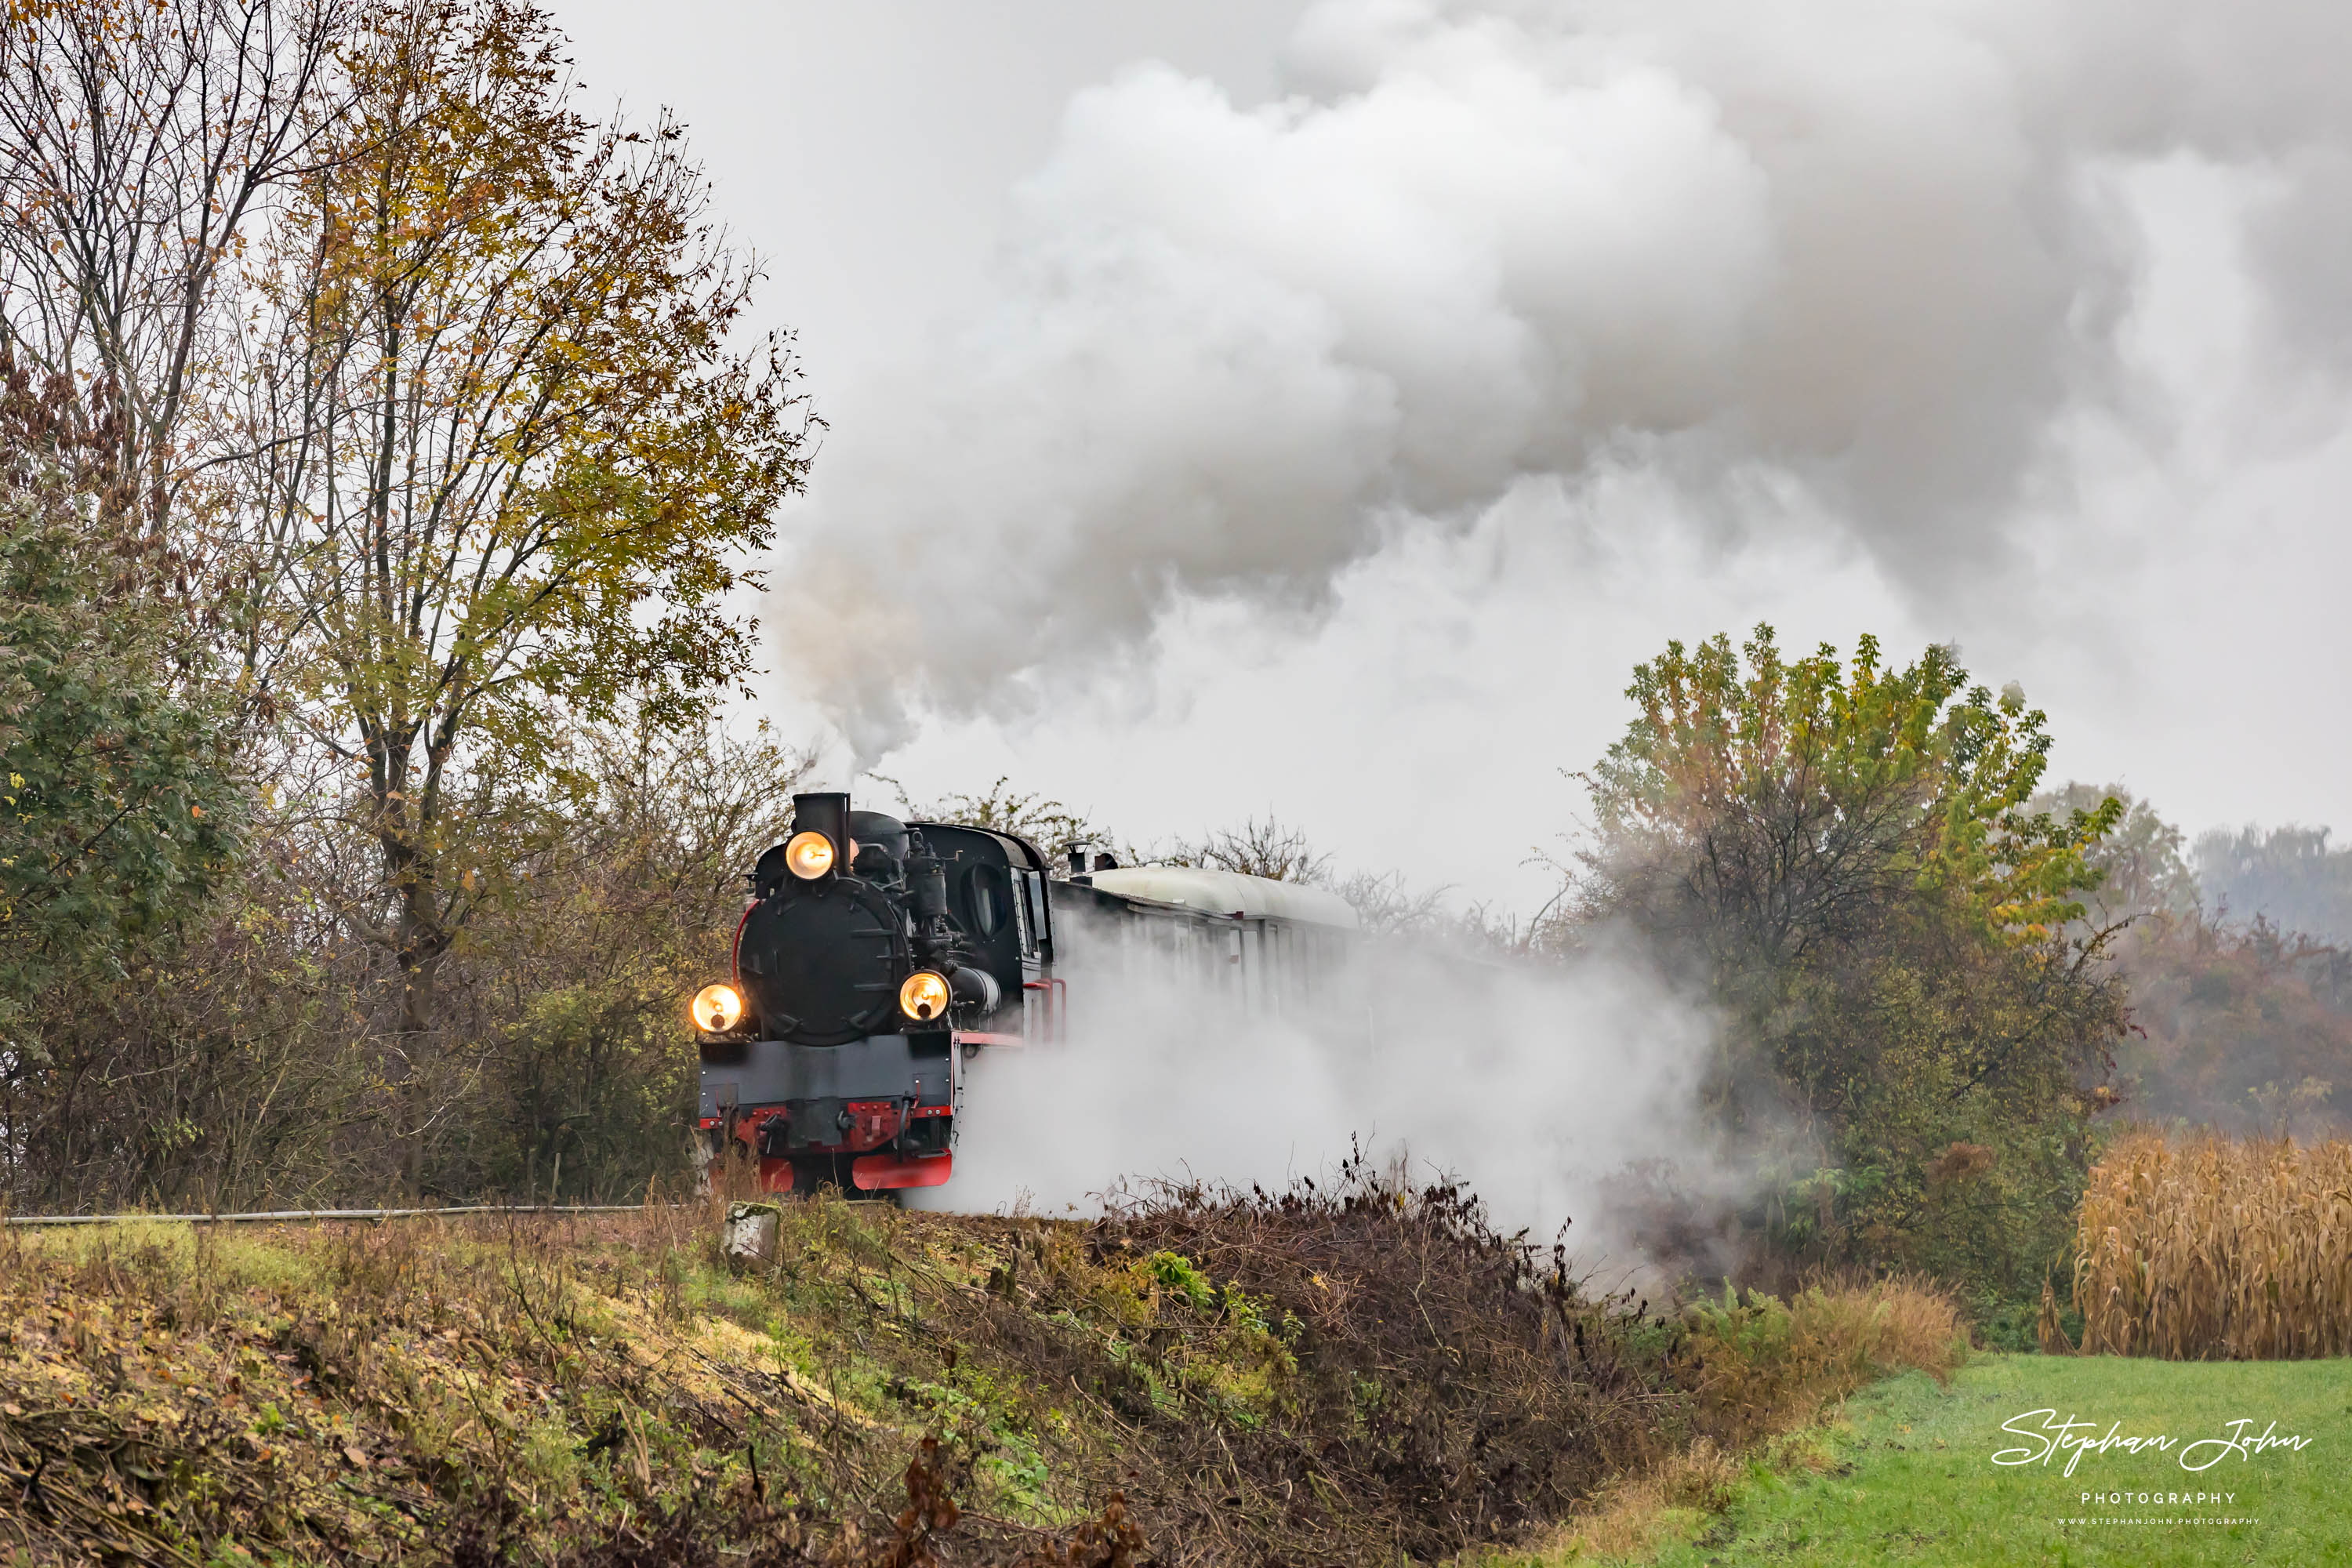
[912,927,1742,1276]
[782,0,2352,760]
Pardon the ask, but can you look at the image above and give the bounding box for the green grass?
[1625,1354,2352,1566]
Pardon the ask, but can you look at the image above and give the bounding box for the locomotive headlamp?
[691,982,744,1033]
[899,970,951,1023]
[784,829,837,880]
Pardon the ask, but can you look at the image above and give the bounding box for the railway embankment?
[0,1169,1961,1565]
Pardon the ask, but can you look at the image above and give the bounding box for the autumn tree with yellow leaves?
[228,0,812,1049]
[0,0,818,1205]
[1579,626,2132,1315]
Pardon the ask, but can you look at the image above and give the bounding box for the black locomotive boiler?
[690,793,1058,1193]
[690,791,1359,1195]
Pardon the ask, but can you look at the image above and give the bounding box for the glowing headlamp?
[691,982,745,1033]
[899,970,951,1023]
[784,829,837,880]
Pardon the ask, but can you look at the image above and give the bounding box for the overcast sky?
[555,0,2352,912]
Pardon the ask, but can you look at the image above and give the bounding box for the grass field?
[1603,1353,2351,1566]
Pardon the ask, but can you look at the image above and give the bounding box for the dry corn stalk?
[2036,1278,2074,1355]
[2073,1130,2352,1359]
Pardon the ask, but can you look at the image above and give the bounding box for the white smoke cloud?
[770,0,2352,1250]
[781,0,2352,765]
[911,920,1741,1277]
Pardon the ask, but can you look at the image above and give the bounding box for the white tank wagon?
[1055,862,1360,1021]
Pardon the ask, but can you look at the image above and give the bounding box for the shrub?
[1685,1274,1967,1437]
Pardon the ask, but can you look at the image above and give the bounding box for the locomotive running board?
[953,1030,1025,1047]
[851,1152,954,1190]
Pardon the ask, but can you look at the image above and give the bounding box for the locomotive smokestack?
[1068,845,1086,878]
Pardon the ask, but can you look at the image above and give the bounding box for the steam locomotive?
[691,792,1359,1195]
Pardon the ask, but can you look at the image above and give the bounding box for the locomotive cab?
[693,793,1057,1194]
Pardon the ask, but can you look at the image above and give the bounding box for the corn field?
[2072,1130,2352,1359]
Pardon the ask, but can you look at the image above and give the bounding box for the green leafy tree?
[466,720,808,1200]
[0,426,242,1053]
[1584,626,2118,966]
[2031,782,2200,925]
[1581,626,2129,1307]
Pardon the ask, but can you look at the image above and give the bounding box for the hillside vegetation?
[0,1169,1962,1566]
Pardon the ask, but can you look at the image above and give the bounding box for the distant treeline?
[2040,788,2352,1142]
